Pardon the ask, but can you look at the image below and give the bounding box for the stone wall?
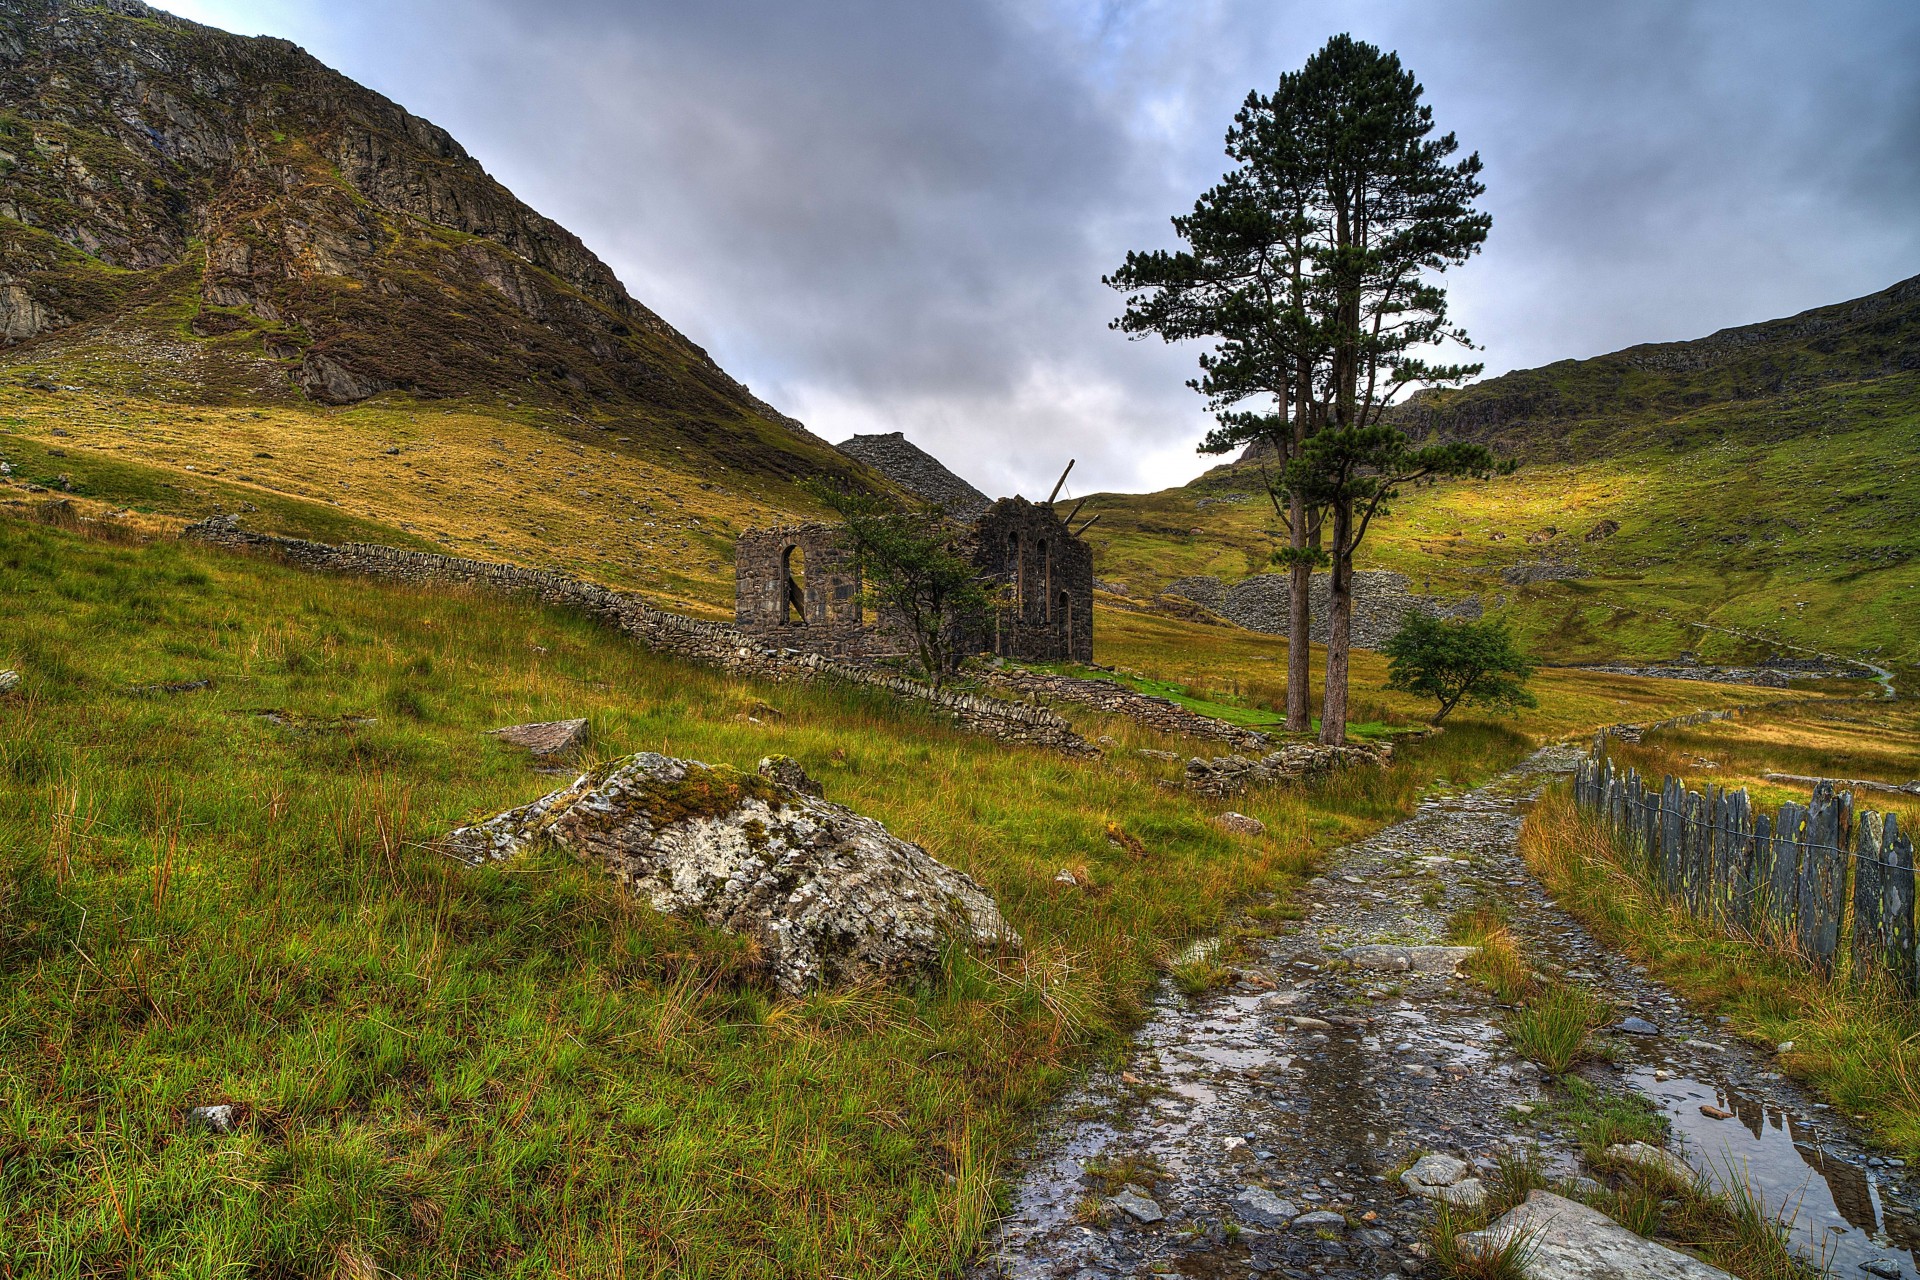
[970,497,1094,664]
[1165,571,1482,651]
[983,669,1271,751]
[182,516,1095,756]
[734,523,869,658]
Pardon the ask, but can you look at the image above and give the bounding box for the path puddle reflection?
[1633,1070,1920,1278]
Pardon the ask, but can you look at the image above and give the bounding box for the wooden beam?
[1071,514,1101,536]
[1046,459,1076,505]
[1062,497,1089,526]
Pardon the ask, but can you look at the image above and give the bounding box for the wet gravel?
[973,746,1920,1280]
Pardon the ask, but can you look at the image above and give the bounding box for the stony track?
[974,746,1920,1280]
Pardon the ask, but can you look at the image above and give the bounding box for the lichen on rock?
[444,752,1019,993]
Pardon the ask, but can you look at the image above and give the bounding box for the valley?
[1,2,1916,1277]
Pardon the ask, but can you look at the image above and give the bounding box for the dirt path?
[973,747,1920,1279]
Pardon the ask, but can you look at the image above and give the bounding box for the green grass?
[1076,373,1920,675]
[1502,983,1613,1074]
[0,513,1552,1276]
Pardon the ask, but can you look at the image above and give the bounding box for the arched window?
[781,545,807,624]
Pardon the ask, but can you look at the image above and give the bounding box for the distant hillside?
[1085,273,1920,673]
[0,0,854,483]
[1400,274,1920,457]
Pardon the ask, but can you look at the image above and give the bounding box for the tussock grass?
[1503,983,1613,1075]
[1522,782,1920,1159]
[1545,1077,1669,1161]
[1450,904,1534,1002]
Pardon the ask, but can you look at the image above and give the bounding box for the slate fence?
[1573,739,1917,992]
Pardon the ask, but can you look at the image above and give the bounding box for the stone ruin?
[734,497,1094,666]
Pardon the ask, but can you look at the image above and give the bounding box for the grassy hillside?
[0,373,832,614]
[1082,362,1920,674]
[1400,273,1920,457]
[0,511,1785,1275]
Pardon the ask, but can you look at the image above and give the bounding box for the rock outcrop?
[487,719,590,759]
[1459,1191,1734,1280]
[835,431,992,521]
[445,753,1019,993]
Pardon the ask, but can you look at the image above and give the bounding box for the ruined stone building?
[734,498,1094,666]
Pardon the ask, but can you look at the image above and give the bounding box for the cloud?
[157,0,1920,496]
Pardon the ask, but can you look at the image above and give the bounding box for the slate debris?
[487,718,590,759]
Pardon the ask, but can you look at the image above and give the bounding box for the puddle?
[1634,1071,1920,1277]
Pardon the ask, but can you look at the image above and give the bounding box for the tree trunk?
[1285,490,1312,733]
[1320,499,1353,745]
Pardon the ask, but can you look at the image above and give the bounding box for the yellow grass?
[0,385,828,613]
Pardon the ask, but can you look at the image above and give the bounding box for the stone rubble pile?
[1185,741,1391,796]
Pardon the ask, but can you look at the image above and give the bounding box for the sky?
[155,0,1920,499]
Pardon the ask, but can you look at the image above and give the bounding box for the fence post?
[1728,790,1756,931]
[1801,782,1844,975]
[1751,810,1775,934]
[1853,810,1887,986]
[1663,776,1685,898]
[1771,801,1805,943]
[1884,815,1917,997]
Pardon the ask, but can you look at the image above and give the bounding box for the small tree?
[800,479,986,689]
[1383,615,1537,724]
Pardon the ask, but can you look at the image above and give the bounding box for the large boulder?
[1458,1191,1733,1280]
[445,753,1019,993]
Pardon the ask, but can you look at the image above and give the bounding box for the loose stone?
[188,1104,237,1134]
[1109,1185,1165,1224]
[1233,1186,1299,1227]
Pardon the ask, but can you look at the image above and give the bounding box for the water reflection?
[1633,1070,1918,1278]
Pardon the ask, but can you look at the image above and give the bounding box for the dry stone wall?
[182,516,1095,756]
[983,669,1271,751]
[1165,571,1482,650]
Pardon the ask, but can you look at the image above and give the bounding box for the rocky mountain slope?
[835,430,993,520]
[0,0,842,480]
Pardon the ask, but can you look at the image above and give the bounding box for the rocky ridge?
[835,430,994,520]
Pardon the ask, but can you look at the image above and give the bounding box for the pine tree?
[1105,83,1325,731]
[1276,35,1499,744]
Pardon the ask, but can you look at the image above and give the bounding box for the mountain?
[0,0,841,480]
[1398,273,1920,457]
[835,431,993,521]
